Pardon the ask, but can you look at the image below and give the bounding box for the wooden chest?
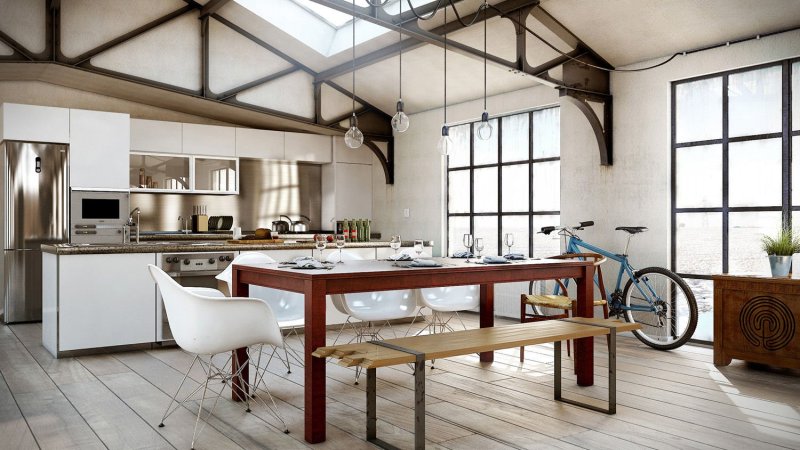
[713,275,799,369]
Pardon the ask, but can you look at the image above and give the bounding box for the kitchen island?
[41,240,432,358]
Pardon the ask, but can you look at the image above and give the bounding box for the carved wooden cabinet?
[713,275,799,369]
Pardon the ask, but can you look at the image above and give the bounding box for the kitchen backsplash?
[131,159,322,231]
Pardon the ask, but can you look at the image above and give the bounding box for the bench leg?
[366,357,426,450]
[554,329,617,414]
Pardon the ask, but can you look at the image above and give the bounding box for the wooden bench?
[313,317,641,450]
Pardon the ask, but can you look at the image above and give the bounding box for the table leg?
[479,283,495,362]
[304,279,327,443]
[574,264,595,386]
[231,267,250,401]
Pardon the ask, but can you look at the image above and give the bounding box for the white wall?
[567,28,800,272]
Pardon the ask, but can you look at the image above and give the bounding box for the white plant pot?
[768,255,792,277]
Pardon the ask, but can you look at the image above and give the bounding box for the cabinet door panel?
[285,132,331,163]
[130,119,182,153]
[236,128,284,159]
[58,253,156,351]
[70,109,130,189]
[335,163,372,219]
[1,103,70,143]
[183,123,235,157]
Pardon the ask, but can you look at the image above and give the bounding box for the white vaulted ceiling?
[0,0,798,131]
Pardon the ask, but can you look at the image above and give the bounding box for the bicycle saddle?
[615,226,648,234]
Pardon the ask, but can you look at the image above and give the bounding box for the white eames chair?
[326,251,418,383]
[148,265,288,449]
[216,252,305,373]
[417,285,480,368]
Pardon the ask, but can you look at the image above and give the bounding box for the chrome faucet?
[128,207,141,243]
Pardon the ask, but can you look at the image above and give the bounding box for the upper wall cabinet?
[333,136,373,165]
[1,103,70,143]
[236,128,284,159]
[70,109,130,190]
[285,132,332,163]
[183,123,235,157]
[130,119,182,154]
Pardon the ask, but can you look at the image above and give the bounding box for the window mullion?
[722,75,730,274]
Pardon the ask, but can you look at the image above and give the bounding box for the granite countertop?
[41,240,433,255]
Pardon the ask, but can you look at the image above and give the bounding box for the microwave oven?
[69,190,130,244]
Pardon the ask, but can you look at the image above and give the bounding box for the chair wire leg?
[158,354,199,427]
[249,345,290,433]
[190,359,212,450]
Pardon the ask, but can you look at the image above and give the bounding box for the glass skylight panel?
[294,0,367,28]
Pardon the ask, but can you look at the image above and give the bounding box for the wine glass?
[463,233,474,262]
[474,238,484,258]
[335,234,346,263]
[390,235,402,253]
[413,240,424,258]
[504,233,515,255]
[315,235,327,261]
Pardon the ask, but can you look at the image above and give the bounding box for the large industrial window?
[671,58,799,342]
[447,107,561,258]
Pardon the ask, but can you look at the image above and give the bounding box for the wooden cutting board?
[226,239,284,244]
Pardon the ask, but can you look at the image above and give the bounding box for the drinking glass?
[390,235,402,252]
[463,233,474,262]
[335,234,346,263]
[474,238,484,257]
[315,235,327,261]
[413,240,424,258]
[504,233,515,255]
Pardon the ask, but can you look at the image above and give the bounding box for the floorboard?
[1,313,799,450]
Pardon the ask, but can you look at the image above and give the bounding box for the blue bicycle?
[535,221,698,350]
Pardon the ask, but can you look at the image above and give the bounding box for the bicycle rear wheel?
[622,267,698,350]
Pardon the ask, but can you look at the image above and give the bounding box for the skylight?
[234,0,439,57]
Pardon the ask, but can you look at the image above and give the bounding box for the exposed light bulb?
[477,111,493,140]
[344,114,363,149]
[391,100,410,133]
[437,125,453,156]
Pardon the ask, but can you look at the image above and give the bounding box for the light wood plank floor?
[1,315,799,450]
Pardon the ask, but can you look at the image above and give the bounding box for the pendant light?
[344,0,364,149]
[390,0,410,133]
[437,6,453,156]
[476,2,493,141]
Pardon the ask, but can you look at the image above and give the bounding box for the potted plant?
[761,227,800,277]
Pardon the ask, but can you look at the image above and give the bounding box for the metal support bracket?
[367,341,425,450]
[554,321,616,414]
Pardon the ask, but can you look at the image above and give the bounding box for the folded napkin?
[293,256,315,263]
[452,251,474,258]
[482,255,510,264]
[388,253,413,261]
[409,259,441,267]
[503,253,526,260]
[295,259,327,269]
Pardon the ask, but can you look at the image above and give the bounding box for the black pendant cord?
[351,0,356,115]
[443,6,447,125]
[483,2,487,111]
[399,0,402,101]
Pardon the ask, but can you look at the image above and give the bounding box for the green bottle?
[366,219,371,242]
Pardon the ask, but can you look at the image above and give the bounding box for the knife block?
[192,214,209,232]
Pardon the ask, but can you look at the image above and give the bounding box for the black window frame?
[446,106,561,257]
[671,57,798,341]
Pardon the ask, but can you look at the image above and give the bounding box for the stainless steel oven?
[70,190,129,244]
[157,251,235,342]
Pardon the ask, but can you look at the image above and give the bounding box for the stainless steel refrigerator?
[2,141,69,323]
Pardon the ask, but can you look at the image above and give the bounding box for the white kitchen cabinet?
[183,123,236,157]
[0,103,70,143]
[70,108,130,190]
[43,253,156,355]
[284,132,331,163]
[130,118,182,154]
[236,128,284,159]
[322,162,373,224]
[333,136,374,164]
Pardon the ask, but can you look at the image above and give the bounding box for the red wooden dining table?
[231,257,594,444]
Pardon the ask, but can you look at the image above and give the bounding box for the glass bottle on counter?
[366,219,371,242]
[351,219,359,242]
[358,219,365,242]
[342,219,350,243]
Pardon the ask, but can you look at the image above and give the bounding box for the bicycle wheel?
[622,267,698,350]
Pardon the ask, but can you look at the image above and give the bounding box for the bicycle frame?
[561,233,656,313]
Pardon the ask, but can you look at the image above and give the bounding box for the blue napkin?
[452,251,474,258]
[388,253,413,261]
[503,253,526,260]
[409,259,441,267]
[483,255,510,264]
